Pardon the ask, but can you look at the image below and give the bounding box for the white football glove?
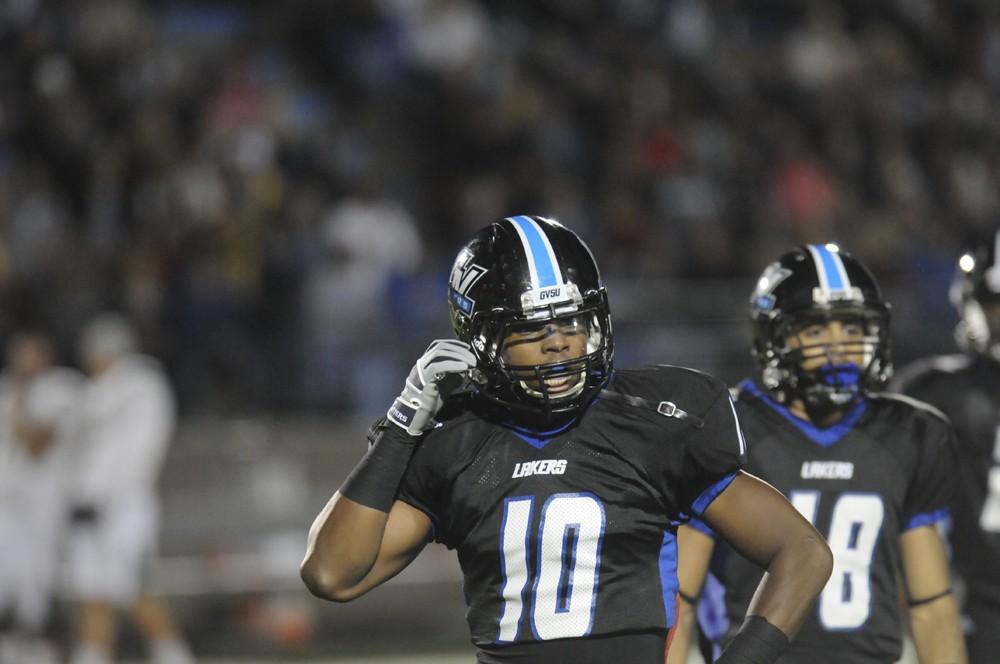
[386,340,479,436]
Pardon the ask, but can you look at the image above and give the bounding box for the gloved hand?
[387,340,479,436]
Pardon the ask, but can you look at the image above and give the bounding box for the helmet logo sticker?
[520,282,584,313]
[750,262,792,312]
[449,258,488,315]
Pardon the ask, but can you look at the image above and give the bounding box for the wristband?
[908,587,952,607]
[678,589,699,606]
[340,419,419,512]
[715,615,789,664]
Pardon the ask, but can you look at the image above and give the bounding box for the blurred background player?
[0,330,82,664]
[668,245,966,664]
[301,215,832,663]
[893,232,1000,664]
[63,314,194,664]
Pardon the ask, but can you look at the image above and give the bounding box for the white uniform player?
[64,314,193,664]
[0,333,82,664]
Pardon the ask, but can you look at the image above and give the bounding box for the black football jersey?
[693,380,956,664]
[892,355,1000,607]
[396,366,746,662]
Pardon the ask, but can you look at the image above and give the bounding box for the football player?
[301,216,832,663]
[892,232,1000,664]
[667,244,967,664]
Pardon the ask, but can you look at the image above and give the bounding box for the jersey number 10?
[497,493,606,642]
[790,491,884,630]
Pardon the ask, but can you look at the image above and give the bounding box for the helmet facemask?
[762,308,890,421]
[472,293,613,423]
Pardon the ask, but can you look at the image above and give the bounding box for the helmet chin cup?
[801,363,862,409]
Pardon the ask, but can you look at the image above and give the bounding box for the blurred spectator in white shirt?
[63,313,193,664]
[0,330,81,664]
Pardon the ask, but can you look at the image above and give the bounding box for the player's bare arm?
[901,525,968,664]
[702,473,833,638]
[301,339,477,602]
[301,493,431,601]
[665,525,716,664]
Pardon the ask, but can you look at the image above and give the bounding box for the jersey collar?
[505,416,577,449]
[738,379,867,448]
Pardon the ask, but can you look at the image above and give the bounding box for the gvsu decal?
[538,287,562,300]
[524,284,576,308]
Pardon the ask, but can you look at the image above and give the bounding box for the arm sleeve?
[669,385,748,520]
[902,418,958,531]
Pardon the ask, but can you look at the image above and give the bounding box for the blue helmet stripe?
[510,215,560,288]
[812,244,845,290]
[807,244,852,296]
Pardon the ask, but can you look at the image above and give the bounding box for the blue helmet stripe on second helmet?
[807,244,851,295]
[509,215,562,289]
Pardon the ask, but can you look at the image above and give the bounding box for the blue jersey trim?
[658,531,679,630]
[905,507,950,531]
[739,380,867,448]
[686,517,716,538]
[512,215,558,287]
[692,472,738,516]
[507,417,577,449]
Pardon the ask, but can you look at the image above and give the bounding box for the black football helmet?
[448,215,613,422]
[950,230,1000,361]
[749,244,891,419]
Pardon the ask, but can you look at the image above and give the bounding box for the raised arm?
[901,525,968,664]
[300,340,477,602]
[301,489,432,601]
[702,472,833,663]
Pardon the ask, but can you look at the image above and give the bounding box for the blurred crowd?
[0,0,997,413]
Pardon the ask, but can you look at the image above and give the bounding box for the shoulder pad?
[869,391,951,425]
[892,354,970,390]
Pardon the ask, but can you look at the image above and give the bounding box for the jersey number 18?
[790,491,884,630]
